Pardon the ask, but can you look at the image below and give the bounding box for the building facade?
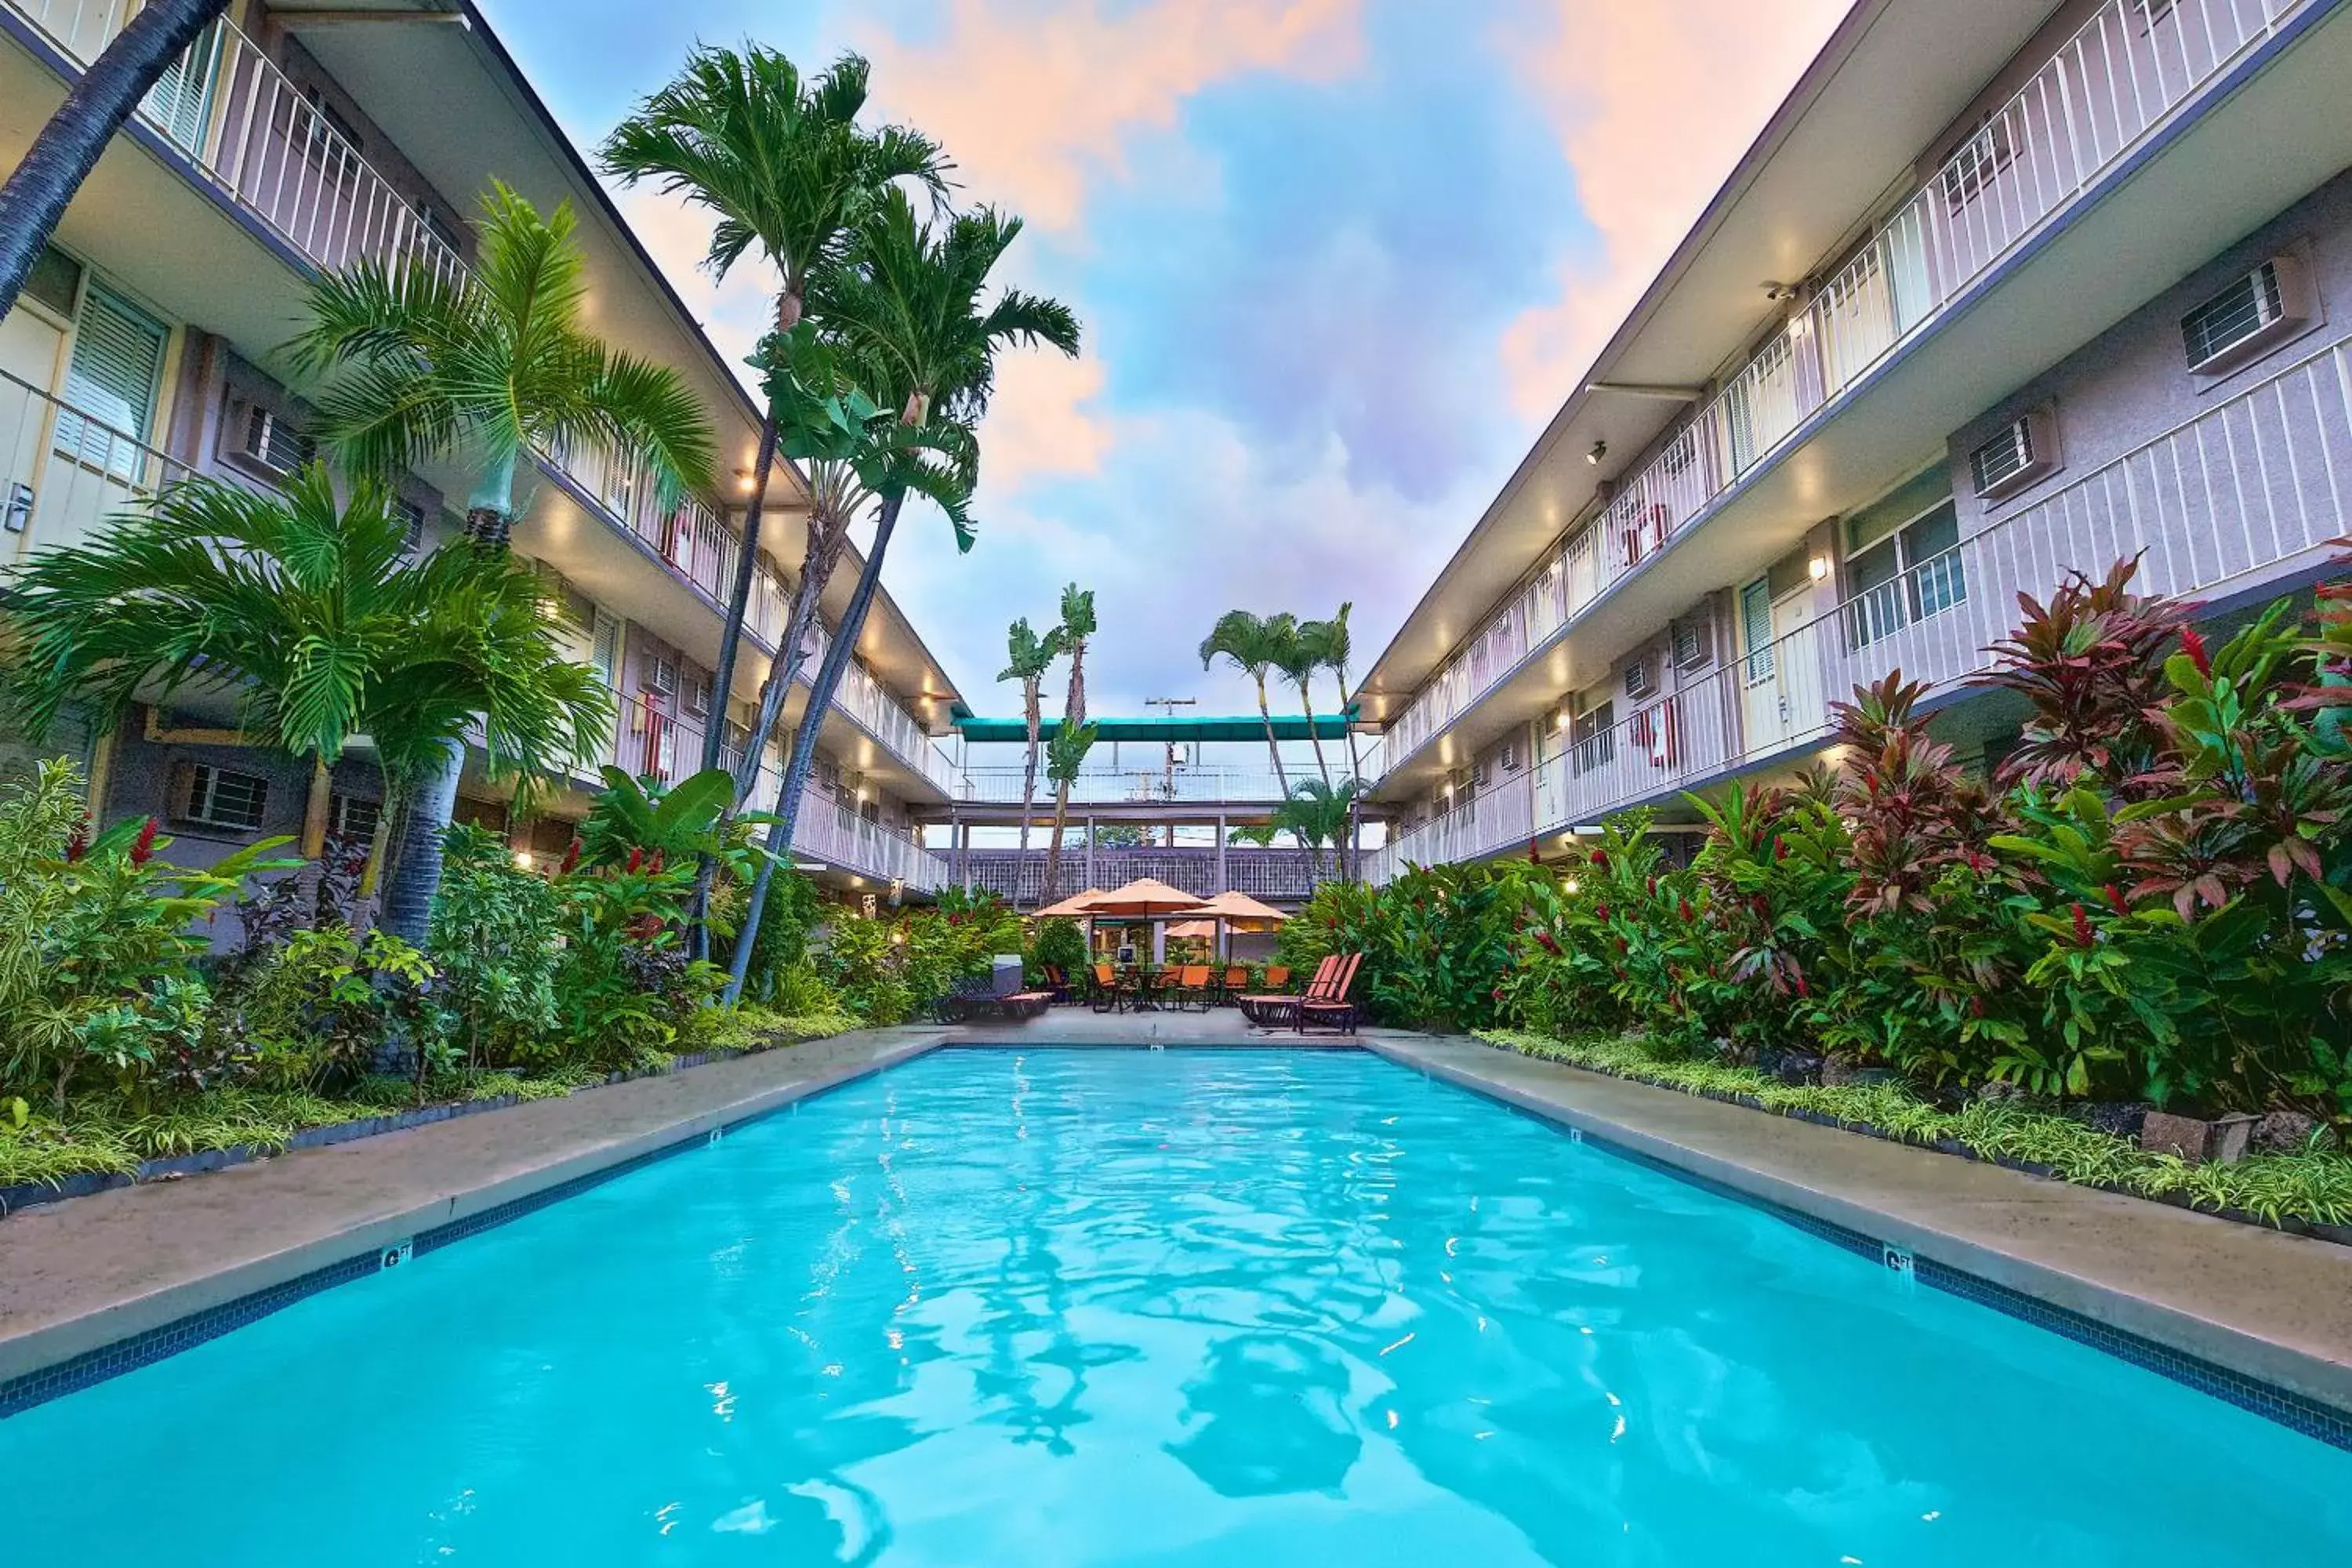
[1359,0,2352,878]
[0,0,962,902]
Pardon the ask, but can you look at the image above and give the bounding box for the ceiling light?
[1585,441,1607,466]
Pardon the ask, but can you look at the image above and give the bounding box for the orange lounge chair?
[1297,953,1364,1036]
[1238,956,1334,1026]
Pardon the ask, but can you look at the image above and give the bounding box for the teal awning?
[954,707,1356,744]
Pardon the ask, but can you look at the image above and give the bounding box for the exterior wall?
[1948,162,2352,561]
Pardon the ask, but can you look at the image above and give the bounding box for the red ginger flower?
[2180,626,2212,678]
[130,817,158,866]
[2103,882,2129,916]
[2070,902,2095,947]
[626,847,644,873]
[559,839,581,875]
[647,849,665,875]
[1677,897,1693,922]
[1589,848,1608,869]
[1774,839,1790,862]
[1595,902,1610,922]
[66,816,89,863]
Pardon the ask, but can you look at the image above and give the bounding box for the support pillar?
[1216,813,1229,893]
[1084,816,1096,887]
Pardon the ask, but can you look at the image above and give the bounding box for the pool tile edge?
[1361,1034,2352,1452]
[0,1031,949,1417]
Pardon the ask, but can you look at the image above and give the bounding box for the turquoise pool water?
[7,1049,2351,1564]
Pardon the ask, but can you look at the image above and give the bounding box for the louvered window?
[56,287,166,475]
[24,245,81,318]
[1740,580,1777,684]
[2183,262,2287,371]
[1624,659,1657,701]
[1671,616,1710,670]
[328,793,381,844]
[1941,118,2013,210]
[143,24,219,156]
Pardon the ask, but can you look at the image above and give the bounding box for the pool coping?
[0,1026,954,1414]
[1361,1033,2352,1449]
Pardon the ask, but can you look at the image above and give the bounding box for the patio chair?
[1297,953,1365,1036]
[1262,965,1293,993]
[1176,964,1211,1011]
[1040,965,1073,1004]
[1218,965,1248,1007]
[1090,962,1130,1014]
[1238,956,1334,1026]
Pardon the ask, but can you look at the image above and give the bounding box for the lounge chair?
[1175,964,1211,1011]
[1218,965,1248,1007]
[1237,956,1334,1026]
[1297,953,1364,1036]
[937,979,1057,1024]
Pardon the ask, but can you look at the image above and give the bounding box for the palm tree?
[1200,609,1297,794]
[600,47,949,786]
[1272,621,1331,786]
[1298,604,1363,874]
[0,0,230,318]
[1036,584,1097,903]
[728,189,1080,999]
[1269,778,1363,884]
[997,615,1065,874]
[2,466,610,943]
[285,182,717,553]
[1040,720,1100,904]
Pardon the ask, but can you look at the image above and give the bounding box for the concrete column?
[1216,813,1228,892]
[1084,816,1096,887]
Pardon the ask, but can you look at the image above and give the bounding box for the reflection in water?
[8,1051,2352,1566]
[1168,1334,1361,1497]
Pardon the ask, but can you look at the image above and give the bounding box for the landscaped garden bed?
[1475,1028,2352,1241]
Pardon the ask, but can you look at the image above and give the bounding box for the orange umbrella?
[1176,891,1290,924]
[1034,889,1106,919]
[1167,920,1218,939]
[1083,877,1205,916]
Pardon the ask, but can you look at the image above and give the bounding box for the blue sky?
[481,0,1848,730]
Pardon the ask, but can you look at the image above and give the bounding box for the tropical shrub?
[1029,916,1087,982]
[428,823,562,1073]
[0,760,299,1113]
[236,926,436,1095]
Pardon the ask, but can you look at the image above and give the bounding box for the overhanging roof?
[956,711,1355,744]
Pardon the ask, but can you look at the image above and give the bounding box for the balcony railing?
[595,688,949,892]
[1379,0,2315,776]
[1,365,194,547]
[1372,332,2352,880]
[960,846,1324,907]
[951,765,1295,807]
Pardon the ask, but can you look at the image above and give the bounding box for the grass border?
[1475,1029,2352,1243]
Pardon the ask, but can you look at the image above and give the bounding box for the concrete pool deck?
[4,1013,2351,1431]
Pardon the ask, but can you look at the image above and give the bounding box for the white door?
[1,306,66,550]
[1771,586,1826,748]
[1740,579,1827,755]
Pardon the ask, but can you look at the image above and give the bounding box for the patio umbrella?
[1035,889,1106,919]
[1173,890,1291,960]
[1087,877,1207,965]
[1167,920,1218,939]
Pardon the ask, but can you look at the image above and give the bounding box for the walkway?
[4,1019,2351,1437]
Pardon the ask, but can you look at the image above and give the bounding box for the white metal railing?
[953,765,1294,806]
[1372,332,2352,880]
[592,688,948,891]
[1377,0,2315,780]
[802,621,960,794]
[1,365,194,550]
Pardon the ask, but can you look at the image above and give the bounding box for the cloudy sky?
[485,0,1849,725]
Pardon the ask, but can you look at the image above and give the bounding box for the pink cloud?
[1499,0,1849,416]
[856,0,1365,231]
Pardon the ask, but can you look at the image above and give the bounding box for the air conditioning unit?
[1671,616,1711,670]
[241,407,314,477]
[2182,256,2310,376]
[1499,741,1520,774]
[1968,408,2057,502]
[646,655,679,698]
[1624,659,1657,702]
[682,673,711,719]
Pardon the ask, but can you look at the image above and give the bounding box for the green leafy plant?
[427,823,561,1075]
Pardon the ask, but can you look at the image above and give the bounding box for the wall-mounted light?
[1563,877,1581,895]
[513,850,534,871]
[1585,440,1608,466]
[1807,554,1831,582]
[1555,710,1572,732]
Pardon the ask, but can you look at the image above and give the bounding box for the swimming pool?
[5,1048,2350,1563]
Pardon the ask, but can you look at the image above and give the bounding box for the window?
[23,245,81,318]
[241,406,314,477]
[176,763,269,833]
[328,793,381,844]
[682,670,712,720]
[1847,500,1965,648]
[1967,410,2056,500]
[299,85,365,181]
[1623,659,1656,701]
[645,654,679,699]
[1740,579,1777,684]
[2181,259,2309,374]
[56,286,166,473]
[143,23,218,155]
[1570,701,1616,776]
[393,498,426,555]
